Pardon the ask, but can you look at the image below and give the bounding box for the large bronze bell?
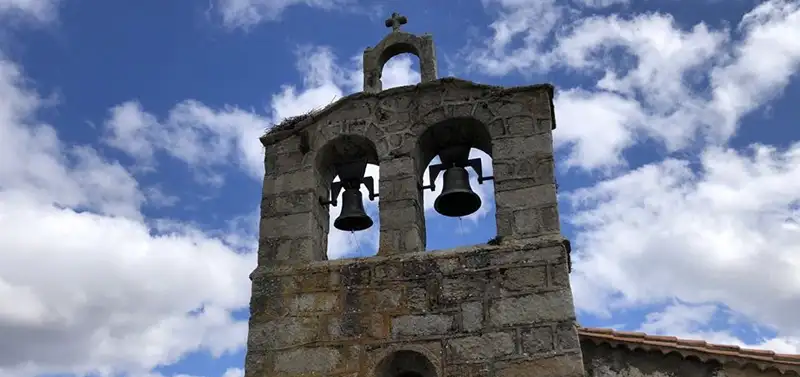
[435,166,481,217]
[320,160,378,232]
[334,187,373,231]
[424,145,492,218]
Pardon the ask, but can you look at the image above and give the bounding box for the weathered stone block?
[496,211,514,237]
[535,118,553,133]
[539,205,561,233]
[495,354,584,377]
[461,301,483,332]
[436,256,460,275]
[447,332,515,362]
[296,271,330,291]
[490,246,562,266]
[290,292,338,313]
[258,237,319,264]
[373,261,402,281]
[271,151,310,174]
[378,155,416,179]
[492,157,555,190]
[407,287,428,313]
[380,199,423,228]
[260,191,317,218]
[372,288,403,311]
[556,322,580,351]
[522,325,555,354]
[551,262,570,288]
[445,363,492,377]
[512,207,558,236]
[260,213,319,239]
[501,266,546,292]
[441,275,486,303]
[329,313,386,340]
[274,347,341,374]
[249,317,319,350]
[391,314,454,338]
[379,175,419,202]
[262,168,316,196]
[401,225,425,252]
[462,250,491,269]
[492,134,553,160]
[495,184,557,209]
[489,291,574,327]
[504,115,540,136]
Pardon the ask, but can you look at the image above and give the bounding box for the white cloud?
[221,368,243,377]
[0,53,254,377]
[573,0,628,8]
[568,144,800,353]
[214,0,351,29]
[621,302,800,354]
[0,0,59,22]
[104,100,268,181]
[708,0,800,142]
[473,0,800,172]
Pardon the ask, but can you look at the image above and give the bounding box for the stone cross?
[384,12,407,32]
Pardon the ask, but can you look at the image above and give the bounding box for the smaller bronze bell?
[423,145,493,218]
[334,188,373,231]
[320,160,379,232]
[435,166,481,217]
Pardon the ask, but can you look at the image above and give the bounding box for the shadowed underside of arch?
[374,350,438,377]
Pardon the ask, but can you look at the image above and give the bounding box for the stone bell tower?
[246,13,584,377]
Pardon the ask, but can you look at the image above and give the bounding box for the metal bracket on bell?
[320,181,344,207]
[361,176,379,201]
[420,158,495,191]
[319,164,379,207]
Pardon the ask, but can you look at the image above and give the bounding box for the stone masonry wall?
[246,236,583,377]
[258,78,558,265]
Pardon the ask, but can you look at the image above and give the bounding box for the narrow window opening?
[422,148,496,250]
[326,163,380,259]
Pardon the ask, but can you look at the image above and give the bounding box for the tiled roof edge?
[578,327,800,375]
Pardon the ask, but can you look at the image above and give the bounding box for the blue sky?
[0,0,799,376]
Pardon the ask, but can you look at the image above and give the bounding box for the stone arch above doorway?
[373,350,438,377]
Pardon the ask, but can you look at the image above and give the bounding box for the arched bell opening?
[421,148,496,250]
[376,42,422,89]
[415,117,497,250]
[379,52,421,90]
[374,350,438,377]
[316,135,380,260]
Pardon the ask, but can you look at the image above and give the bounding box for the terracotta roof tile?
[578,327,800,375]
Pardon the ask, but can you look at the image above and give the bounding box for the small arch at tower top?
[363,12,438,93]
